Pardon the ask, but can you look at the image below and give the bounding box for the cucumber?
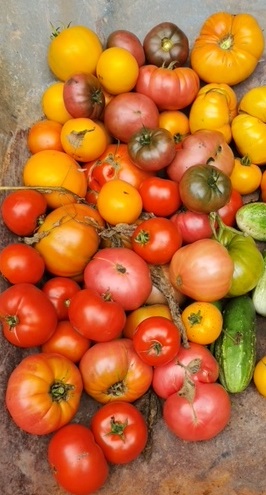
[213,295,256,393]
[236,202,266,241]
[252,250,266,316]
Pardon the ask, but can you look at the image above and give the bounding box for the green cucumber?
[236,202,266,241]
[213,295,256,393]
[252,250,266,316]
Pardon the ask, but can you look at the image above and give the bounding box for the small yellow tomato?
[158,110,190,148]
[230,156,262,195]
[181,301,223,345]
[60,118,107,162]
[97,179,143,225]
[96,47,139,95]
[42,82,72,124]
[253,357,266,397]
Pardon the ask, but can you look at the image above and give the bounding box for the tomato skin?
[27,119,64,153]
[68,288,126,342]
[139,176,181,217]
[163,381,231,441]
[90,401,148,464]
[0,283,58,348]
[133,316,181,367]
[96,46,139,94]
[79,338,153,403]
[6,353,83,435]
[48,423,109,495]
[0,243,45,285]
[143,21,189,67]
[217,188,244,227]
[1,189,47,236]
[127,127,176,172]
[96,178,143,225]
[106,30,145,67]
[132,217,182,265]
[181,301,223,345]
[170,209,212,244]
[42,320,91,363]
[42,276,81,320]
[60,117,107,162]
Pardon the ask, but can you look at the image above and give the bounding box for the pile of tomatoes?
[1,11,266,495]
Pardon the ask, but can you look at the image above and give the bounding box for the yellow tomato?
[189,83,238,143]
[96,47,139,94]
[60,118,107,162]
[48,25,103,81]
[231,113,266,165]
[253,357,266,397]
[123,304,172,339]
[23,150,87,209]
[238,86,266,122]
[181,301,223,345]
[230,156,262,195]
[42,82,72,124]
[96,179,143,225]
[158,110,190,148]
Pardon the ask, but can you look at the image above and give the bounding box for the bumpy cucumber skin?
[214,295,256,393]
[236,202,266,241]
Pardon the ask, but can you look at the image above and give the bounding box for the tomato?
[127,127,176,172]
[41,82,73,124]
[253,357,266,397]
[91,401,148,464]
[6,352,83,434]
[138,176,181,217]
[123,303,172,339]
[42,276,81,320]
[27,119,64,153]
[97,47,139,94]
[181,301,223,345]
[42,320,91,363]
[170,209,212,244]
[167,129,235,183]
[0,282,58,347]
[143,21,189,67]
[179,163,232,214]
[106,29,145,67]
[22,150,87,209]
[158,110,190,148]
[83,247,152,311]
[152,341,220,399]
[232,114,266,166]
[96,179,143,225]
[48,423,109,495]
[133,316,181,367]
[230,156,262,195]
[260,170,266,202]
[60,117,107,162]
[63,73,105,119]
[33,203,104,279]
[84,143,153,193]
[79,338,153,403]
[189,83,238,143]
[68,288,126,342]
[163,381,231,441]
[1,189,47,236]
[169,238,234,302]
[132,217,182,265]
[190,12,264,85]
[103,92,159,143]
[217,189,244,227]
[0,243,45,285]
[135,64,200,111]
[48,24,103,81]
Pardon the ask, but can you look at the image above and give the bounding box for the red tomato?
[0,283,58,347]
[42,276,81,320]
[132,217,182,265]
[83,247,152,311]
[138,176,181,217]
[42,320,91,363]
[132,316,181,367]
[1,189,47,236]
[170,209,212,244]
[68,288,126,342]
[152,341,220,399]
[6,353,83,435]
[90,401,148,464]
[163,381,231,441]
[79,338,153,403]
[48,423,109,495]
[217,188,244,226]
[0,243,45,284]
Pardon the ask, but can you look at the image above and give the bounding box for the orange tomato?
[158,110,190,148]
[42,320,90,363]
[27,119,64,153]
[96,179,143,225]
[22,150,87,209]
[96,47,139,94]
[230,156,262,195]
[123,304,172,339]
[181,301,223,345]
[60,118,107,162]
[260,170,266,202]
[253,357,266,397]
[41,82,72,124]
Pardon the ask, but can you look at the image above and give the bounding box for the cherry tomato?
[96,47,139,94]
[42,276,81,320]
[133,316,181,366]
[0,243,45,285]
[229,156,262,195]
[96,179,143,225]
[181,301,223,345]
[42,320,91,363]
[1,189,47,236]
[27,119,64,153]
[138,176,181,217]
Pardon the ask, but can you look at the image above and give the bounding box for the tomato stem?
[49,381,75,402]
[219,33,234,51]
[109,416,128,439]
[107,381,126,397]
